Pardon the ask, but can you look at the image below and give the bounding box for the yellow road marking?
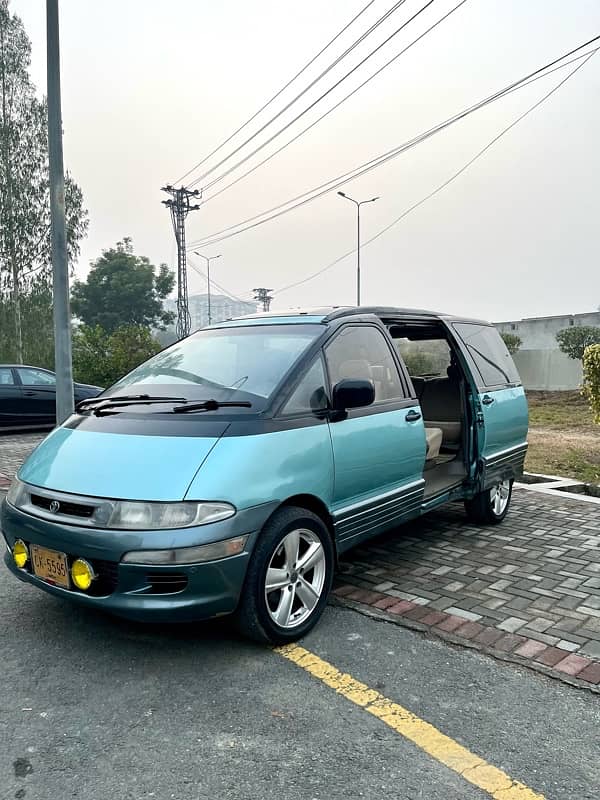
[275,644,546,800]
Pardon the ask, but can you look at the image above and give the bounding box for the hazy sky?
[11,0,600,321]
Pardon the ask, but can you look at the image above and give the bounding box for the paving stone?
[387,600,415,616]
[420,611,447,626]
[455,621,485,640]
[514,639,548,659]
[497,616,528,633]
[579,639,600,660]
[435,615,467,633]
[474,627,505,646]
[578,662,600,685]
[553,653,591,677]
[494,633,526,653]
[443,607,482,622]
[555,640,581,653]
[535,647,569,667]
[372,596,399,610]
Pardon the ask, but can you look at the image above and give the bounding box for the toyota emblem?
[49,500,60,513]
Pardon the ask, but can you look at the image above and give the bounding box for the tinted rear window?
[453,323,521,388]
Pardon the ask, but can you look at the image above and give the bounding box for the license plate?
[31,544,70,589]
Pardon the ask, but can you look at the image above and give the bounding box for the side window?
[0,368,15,385]
[453,323,521,388]
[282,358,328,415]
[394,337,451,378]
[18,368,56,386]
[325,326,405,402]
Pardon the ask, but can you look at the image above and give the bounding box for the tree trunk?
[11,257,22,362]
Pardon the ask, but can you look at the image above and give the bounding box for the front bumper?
[1,498,277,623]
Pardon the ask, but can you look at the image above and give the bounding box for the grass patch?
[525,437,600,484]
[526,390,595,432]
[525,391,599,483]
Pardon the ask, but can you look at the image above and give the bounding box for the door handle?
[405,409,422,422]
[482,395,495,405]
[23,391,36,396]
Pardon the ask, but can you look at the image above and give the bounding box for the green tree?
[0,1,88,363]
[71,239,175,333]
[500,332,522,355]
[556,326,600,361]
[72,323,162,387]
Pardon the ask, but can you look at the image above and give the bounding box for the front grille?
[30,494,95,519]
[146,573,188,594]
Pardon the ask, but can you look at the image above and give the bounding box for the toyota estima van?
[2,307,528,643]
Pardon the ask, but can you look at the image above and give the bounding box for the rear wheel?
[235,506,334,644]
[464,479,512,525]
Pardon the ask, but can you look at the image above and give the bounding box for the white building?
[165,293,257,332]
[493,311,600,391]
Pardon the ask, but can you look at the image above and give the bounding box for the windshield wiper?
[76,394,187,415]
[172,399,252,414]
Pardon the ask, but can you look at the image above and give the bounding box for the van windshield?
[105,324,323,409]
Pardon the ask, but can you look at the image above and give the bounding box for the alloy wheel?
[264,528,326,629]
[491,480,511,516]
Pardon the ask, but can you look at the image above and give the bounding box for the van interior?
[386,321,472,499]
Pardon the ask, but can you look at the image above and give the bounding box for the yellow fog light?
[71,558,95,591]
[13,540,29,569]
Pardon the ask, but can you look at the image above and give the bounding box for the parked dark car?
[0,365,102,430]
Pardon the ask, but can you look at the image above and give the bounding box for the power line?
[203,0,468,207]
[188,0,434,191]
[172,0,378,186]
[187,257,247,303]
[273,50,597,297]
[187,36,600,250]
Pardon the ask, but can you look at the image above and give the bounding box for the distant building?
[493,311,600,391]
[495,311,600,350]
[164,293,257,333]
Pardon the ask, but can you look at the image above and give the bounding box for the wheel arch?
[275,494,338,560]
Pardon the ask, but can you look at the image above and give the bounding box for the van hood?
[18,424,228,502]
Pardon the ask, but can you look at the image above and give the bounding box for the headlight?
[6,478,25,508]
[107,501,235,530]
[121,535,249,565]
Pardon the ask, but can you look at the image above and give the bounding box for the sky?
[11,0,600,322]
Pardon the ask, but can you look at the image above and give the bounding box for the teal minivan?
[2,307,528,643]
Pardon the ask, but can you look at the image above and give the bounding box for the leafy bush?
[500,332,522,355]
[72,324,161,388]
[582,344,600,424]
[556,326,600,361]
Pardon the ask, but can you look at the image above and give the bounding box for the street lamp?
[337,191,379,306]
[194,252,222,325]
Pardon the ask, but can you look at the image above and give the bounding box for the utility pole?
[193,252,221,326]
[47,0,74,424]
[337,191,379,306]
[161,185,200,339]
[253,288,273,313]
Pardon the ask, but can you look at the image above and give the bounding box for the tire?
[464,479,513,525]
[235,506,335,645]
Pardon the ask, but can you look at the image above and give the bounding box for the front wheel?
[464,479,513,525]
[235,506,334,644]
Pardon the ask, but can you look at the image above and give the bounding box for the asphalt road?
[1,568,599,800]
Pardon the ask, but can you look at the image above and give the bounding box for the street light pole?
[194,252,221,325]
[337,191,379,306]
[47,0,74,424]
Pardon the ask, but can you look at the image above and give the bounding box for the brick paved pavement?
[0,432,45,489]
[334,488,600,690]
[2,432,600,689]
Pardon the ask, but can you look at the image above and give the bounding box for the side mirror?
[331,379,375,413]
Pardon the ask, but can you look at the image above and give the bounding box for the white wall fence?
[513,350,582,391]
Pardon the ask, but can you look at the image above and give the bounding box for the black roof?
[231,306,489,325]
